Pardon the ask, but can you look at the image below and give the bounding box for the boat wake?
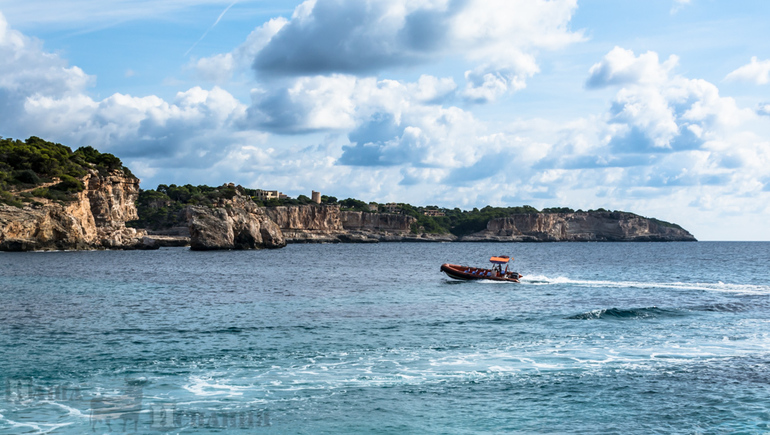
[519,275,770,295]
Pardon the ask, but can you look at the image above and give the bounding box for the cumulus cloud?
[22,87,248,164]
[498,46,770,237]
[543,47,770,234]
[462,65,529,104]
[725,57,770,85]
[248,0,582,102]
[0,11,93,136]
[245,74,361,134]
[253,0,442,76]
[5,6,770,240]
[192,16,288,83]
[241,71,477,167]
[587,48,755,153]
[586,47,678,88]
[0,11,250,174]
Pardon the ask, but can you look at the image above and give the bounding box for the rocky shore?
[462,212,696,242]
[0,181,696,251]
[0,169,158,251]
[176,191,694,249]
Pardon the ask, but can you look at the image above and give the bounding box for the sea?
[1,242,769,434]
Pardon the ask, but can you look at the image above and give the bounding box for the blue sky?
[1,0,769,240]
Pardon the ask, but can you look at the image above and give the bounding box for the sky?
[0,0,769,241]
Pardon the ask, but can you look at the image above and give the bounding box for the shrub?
[0,190,23,208]
[52,174,84,192]
[13,169,41,185]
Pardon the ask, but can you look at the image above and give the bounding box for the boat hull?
[440,263,521,283]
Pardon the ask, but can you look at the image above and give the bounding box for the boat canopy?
[489,256,511,264]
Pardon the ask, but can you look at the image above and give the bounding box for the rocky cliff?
[339,210,454,242]
[461,212,696,242]
[187,195,285,250]
[0,170,156,251]
[340,211,414,232]
[259,204,436,243]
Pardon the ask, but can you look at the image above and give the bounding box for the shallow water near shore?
[1,242,769,434]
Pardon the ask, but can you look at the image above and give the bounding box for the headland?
[0,137,696,251]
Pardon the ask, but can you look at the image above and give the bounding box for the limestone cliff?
[133,188,695,247]
[339,210,453,242]
[260,204,431,243]
[461,212,696,242]
[266,204,340,228]
[0,170,156,251]
[261,204,344,243]
[186,195,285,250]
[341,211,414,232]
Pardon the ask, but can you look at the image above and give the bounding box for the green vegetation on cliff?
[0,136,133,207]
[131,184,345,229]
[128,184,239,230]
[132,183,682,238]
[0,136,688,238]
[404,205,541,236]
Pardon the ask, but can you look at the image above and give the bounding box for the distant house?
[385,203,400,213]
[255,190,284,201]
[423,210,445,217]
[368,203,378,212]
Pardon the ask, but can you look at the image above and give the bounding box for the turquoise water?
[1,242,769,434]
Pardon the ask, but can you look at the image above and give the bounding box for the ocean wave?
[567,307,682,320]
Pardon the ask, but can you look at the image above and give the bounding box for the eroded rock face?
[265,205,342,231]
[461,212,697,242]
[340,211,415,232]
[187,197,285,250]
[86,171,139,226]
[0,170,155,251]
[0,205,94,251]
[261,205,422,243]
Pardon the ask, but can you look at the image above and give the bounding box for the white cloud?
[0,11,94,139]
[0,10,250,169]
[586,46,678,88]
[192,16,288,83]
[725,57,770,85]
[410,74,457,104]
[587,48,756,152]
[21,86,248,165]
[248,0,582,101]
[4,7,770,240]
[462,65,528,104]
[671,0,692,14]
[0,11,92,97]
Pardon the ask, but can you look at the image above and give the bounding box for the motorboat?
[440,256,522,282]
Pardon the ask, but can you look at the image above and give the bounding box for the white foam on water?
[476,279,510,285]
[183,376,248,397]
[44,401,86,419]
[519,275,770,295]
[0,413,73,434]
